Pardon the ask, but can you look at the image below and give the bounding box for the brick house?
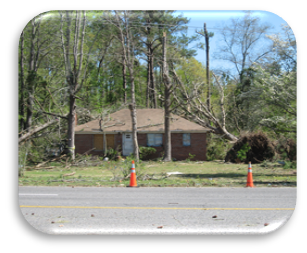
[75,108,210,161]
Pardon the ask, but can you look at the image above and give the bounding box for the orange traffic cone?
[246,161,255,187]
[127,160,138,187]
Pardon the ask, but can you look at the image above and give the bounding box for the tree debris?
[63,172,75,177]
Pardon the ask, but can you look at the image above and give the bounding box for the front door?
[122,132,133,156]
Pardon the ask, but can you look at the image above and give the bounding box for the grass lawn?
[18,160,296,188]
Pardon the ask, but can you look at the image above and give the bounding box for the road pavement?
[18,186,296,235]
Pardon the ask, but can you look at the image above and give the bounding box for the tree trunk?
[149,46,157,108]
[162,33,172,162]
[25,72,35,132]
[129,103,139,161]
[67,94,76,160]
[25,19,37,131]
[164,87,172,161]
[122,54,127,104]
[146,47,150,108]
[19,31,25,134]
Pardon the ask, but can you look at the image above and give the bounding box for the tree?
[237,65,296,135]
[137,11,193,108]
[238,24,296,135]
[113,11,140,161]
[21,14,57,132]
[216,11,272,84]
[19,30,25,134]
[161,32,173,161]
[60,10,101,159]
[266,24,296,73]
[214,11,273,132]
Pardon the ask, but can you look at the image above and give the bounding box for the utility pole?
[204,23,210,112]
[196,23,211,112]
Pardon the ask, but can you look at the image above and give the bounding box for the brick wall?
[137,133,207,161]
[75,134,122,156]
[75,134,93,154]
[75,132,207,160]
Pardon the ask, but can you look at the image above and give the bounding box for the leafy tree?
[240,65,296,135]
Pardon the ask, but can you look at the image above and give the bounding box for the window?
[94,134,115,150]
[147,133,163,147]
[94,134,104,150]
[183,133,191,146]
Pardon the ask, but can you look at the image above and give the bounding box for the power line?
[88,19,282,34]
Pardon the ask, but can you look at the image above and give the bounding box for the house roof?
[75,108,210,134]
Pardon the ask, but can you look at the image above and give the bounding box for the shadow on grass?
[255,173,296,177]
[174,173,246,179]
[173,173,297,179]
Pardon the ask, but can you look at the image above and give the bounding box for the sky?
[174,10,289,74]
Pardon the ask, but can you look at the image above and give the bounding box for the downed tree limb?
[67,148,97,167]
[65,164,71,169]
[35,154,67,168]
[63,172,75,177]
[18,114,68,144]
[32,166,55,170]
[81,147,96,156]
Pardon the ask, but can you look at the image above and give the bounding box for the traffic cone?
[127,160,138,187]
[246,161,255,187]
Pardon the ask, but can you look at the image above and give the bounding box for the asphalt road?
[18,186,296,235]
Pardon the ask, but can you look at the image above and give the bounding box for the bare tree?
[60,11,102,160]
[113,11,139,161]
[215,11,271,84]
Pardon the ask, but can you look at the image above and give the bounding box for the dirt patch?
[225,132,275,164]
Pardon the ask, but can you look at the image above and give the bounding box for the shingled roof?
[75,108,210,133]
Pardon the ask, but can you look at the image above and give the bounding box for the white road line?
[19,194,58,196]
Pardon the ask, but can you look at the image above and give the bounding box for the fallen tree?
[225,132,275,163]
[172,70,238,142]
[18,119,60,144]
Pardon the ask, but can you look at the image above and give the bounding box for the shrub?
[207,136,232,161]
[139,146,156,160]
[106,155,147,181]
[185,153,196,162]
[105,147,118,160]
[283,161,297,169]
[275,138,296,161]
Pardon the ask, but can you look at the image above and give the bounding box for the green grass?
[18,161,297,187]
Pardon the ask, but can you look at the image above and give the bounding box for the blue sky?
[175,10,289,73]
